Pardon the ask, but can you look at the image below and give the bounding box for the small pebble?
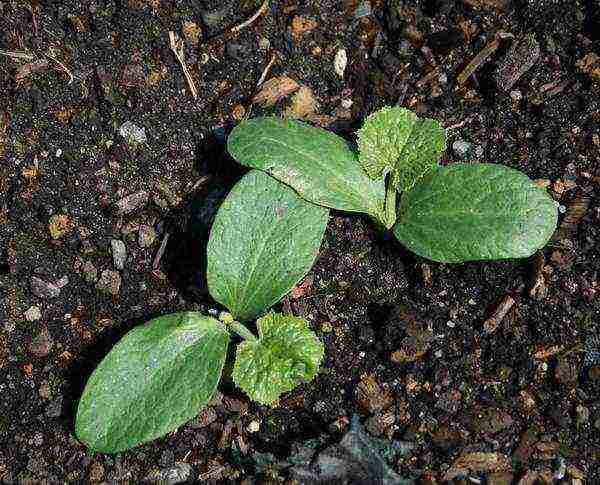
[334,48,347,78]
[96,270,122,296]
[139,224,157,247]
[111,239,127,270]
[30,328,53,358]
[114,190,149,216]
[33,432,44,447]
[45,396,63,417]
[153,463,192,485]
[354,0,372,18]
[576,404,590,426]
[119,121,147,144]
[452,139,472,159]
[25,305,42,322]
[247,420,261,433]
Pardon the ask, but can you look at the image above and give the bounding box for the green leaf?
[232,312,324,405]
[393,163,558,263]
[75,312,229,453]
[207,170,328,321]
[357,106,445,192]
[228,117,386,221]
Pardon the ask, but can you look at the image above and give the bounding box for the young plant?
[228,107,558,262]
[76,171,326,453]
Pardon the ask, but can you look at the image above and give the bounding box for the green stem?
[228,321,257,341]
[383,176,397,229]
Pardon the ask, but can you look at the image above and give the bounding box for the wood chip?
[291,16,317,40]
[169,31,198,99]
[283,85,318,120]
[553,194,590,240]
[252,76,299,106]
[532,344,563,360]
[444,452,511,481]
[528,251,547,300]
[356,374,394,413]
[462,0,508,9]
[483,294,515,334]
[15,59,49,83]
[494,34,540,92]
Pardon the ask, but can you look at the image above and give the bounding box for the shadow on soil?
[62,130,245,433]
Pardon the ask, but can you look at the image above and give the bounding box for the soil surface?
[2,0,600,483]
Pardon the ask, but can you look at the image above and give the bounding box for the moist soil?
[1,0,600,483]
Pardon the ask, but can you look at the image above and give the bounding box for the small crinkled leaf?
[357,107,445,192]
[233,312,324,405]
[75,312,229,453]
[394,163,558,263]
[228,117,386,220]
[207,171,328,321]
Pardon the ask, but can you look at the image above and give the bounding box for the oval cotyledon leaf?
[75,312,229,453]
[207,170,329,321]
[393,163,558,263]
[227,117,386,222]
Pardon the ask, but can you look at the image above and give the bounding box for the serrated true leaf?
[207,170,328,321]
[357,107,445,192]
[393,163,558,263]
[233,312,324,405]
[75,312,229,453]
[227,117,386,221]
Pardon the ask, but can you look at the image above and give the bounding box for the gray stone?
[111,239,127,270]
[153,463,193,485]
[114,190,149,216]
[119,120,147,144]
[494,34,540,92]
[96,270,122,296]
[452,140,472,160]
[25,305,42,322]
[30,276,61,299]
[46,396,63,417]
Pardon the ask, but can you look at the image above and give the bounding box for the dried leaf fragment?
[182,21,202,46]
[576,52,600,81]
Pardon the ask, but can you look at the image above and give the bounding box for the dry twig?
[483,294,515,334]
[231,0,269,34]
[169,31,198,99]
[456,32,513,88]
[0,49,34,60]
[256,51,277,87]
[45,51,74,84]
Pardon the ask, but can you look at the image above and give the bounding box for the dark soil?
[1,0,600,482]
